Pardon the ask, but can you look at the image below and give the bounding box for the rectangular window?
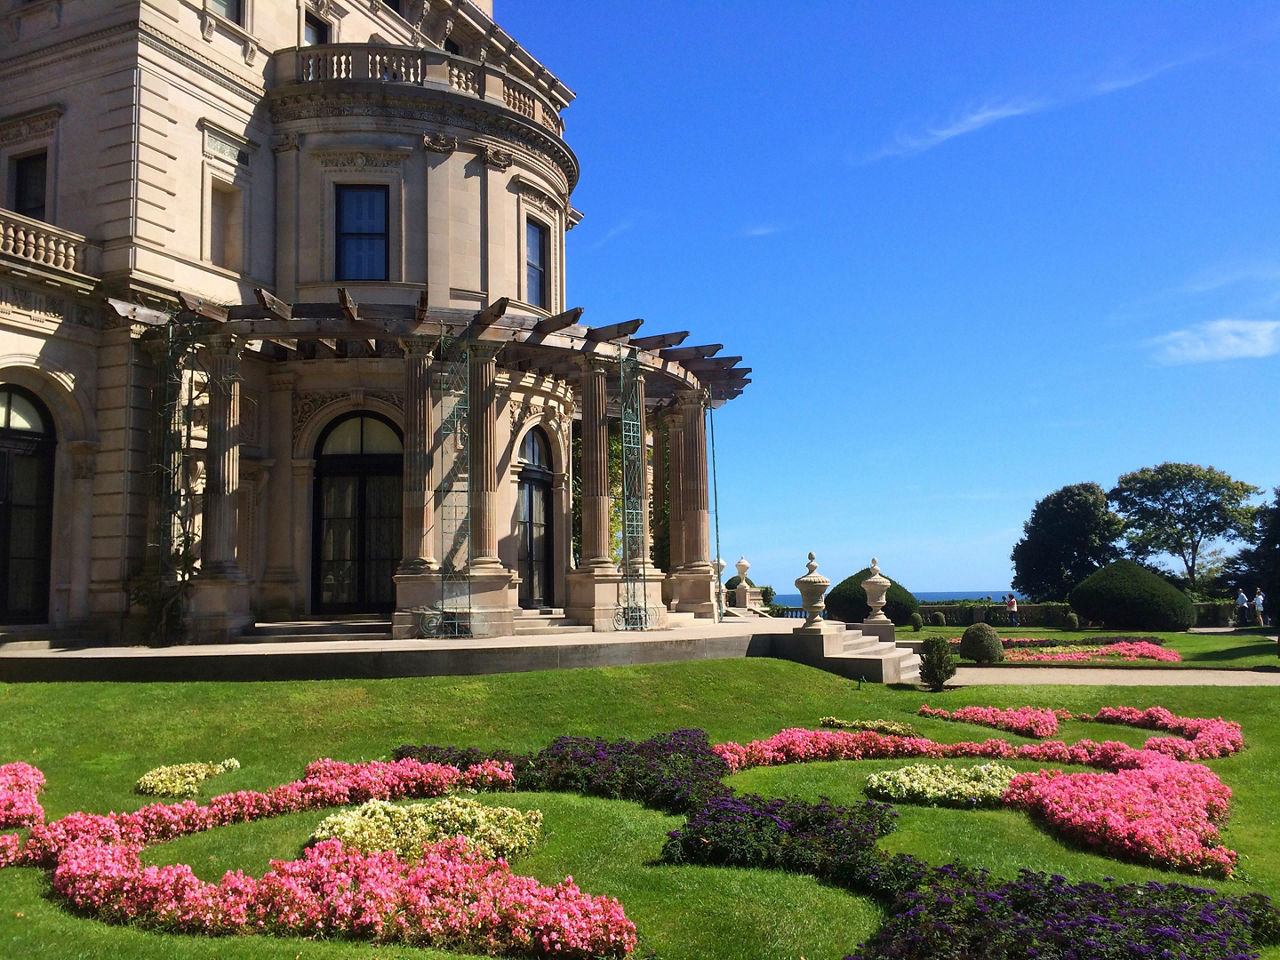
[208,0,243,25]
[209,180,243,271]
[525,219,548,308]
[336,185,389,281]
[304,13,329,45]
[11,152,47,221]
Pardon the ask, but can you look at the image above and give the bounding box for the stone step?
[516,607,565,618]
[247,620,392,637]
[512,624,595,636]
[237,631,392,644]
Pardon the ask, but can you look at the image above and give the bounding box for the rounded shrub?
[826,568,920,626]
[909,612,924,632]
[1068,559,1195,631]
[1063,611,1079,631]
[957,622,1004,664]
[918,636,956,691]
[724,575,755,592]
[929,610,946,627]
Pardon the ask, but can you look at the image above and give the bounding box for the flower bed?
[947,635,1166,648]
[847,866,1280,960]
[135,758,240,798]
[1003,642,1181,663]
[918,704,1068,737]
[311,796,542,862]
[0,761,45,828]
[819,717,919,737]
[864,762,1016,808]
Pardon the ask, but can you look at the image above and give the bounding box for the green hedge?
[1068,560,1195,631]
[918,602,1072,628]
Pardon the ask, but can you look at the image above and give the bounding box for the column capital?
[400,335,436,360]
[205,332,245,356]
[574,355,612,377]
[468,340,503,363]
[675,388,706,411]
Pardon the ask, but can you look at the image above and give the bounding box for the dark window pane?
[304,14,329,45]
[525,220,547,308]
[336,185,389,281]
[13,153,46,221]
[208,0,242,25]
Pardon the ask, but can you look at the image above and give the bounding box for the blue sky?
[496,1,1280,594]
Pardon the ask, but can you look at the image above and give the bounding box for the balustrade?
[0,209,99,277]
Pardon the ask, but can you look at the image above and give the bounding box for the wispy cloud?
[867,55,1203,162]
[1149,319,1280,365]
[589,218,635,250]
[741,223,782,238]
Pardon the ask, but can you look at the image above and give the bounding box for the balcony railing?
[0,209,100,278]
[272,44,564,137]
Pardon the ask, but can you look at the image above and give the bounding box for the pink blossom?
[0,761,46,828]
[918,704,1069,738]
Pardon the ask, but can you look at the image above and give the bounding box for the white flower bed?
[863,762,1016,808]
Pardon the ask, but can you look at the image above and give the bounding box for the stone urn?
[734,556,751,608]
[862,557,891,623]
[794,552,829,629]
[735,556,750,584]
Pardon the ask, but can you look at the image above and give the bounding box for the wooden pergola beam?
[177,292,228,323]
[585,318,642,341]
[532,306,583,335]
[338,287,359,322]
[630,331,688,350]
[659,342,721,361]
[684,355,743,372]
[472,296,511,329]
[255,288,292,321]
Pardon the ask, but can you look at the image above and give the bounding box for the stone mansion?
[0,0,748,642]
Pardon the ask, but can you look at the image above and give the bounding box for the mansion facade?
[0,0,747,642]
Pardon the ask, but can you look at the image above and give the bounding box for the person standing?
[1005,593,1018,628]
[1237,588,1251,627]
[1255,588,1267,627]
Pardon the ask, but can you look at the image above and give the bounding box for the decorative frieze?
[0,282,96,326]
[0,105,62,147]
[292,390,403,447]
[423,132,458,154]
[312,150,407,169]
[519,185,557,215]
[198,119,257,168]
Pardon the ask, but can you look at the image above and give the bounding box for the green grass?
[910,623,1280,669]
[3,659,1280,959]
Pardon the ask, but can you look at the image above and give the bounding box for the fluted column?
[261,371,296,611]
[666,407,686,571]
[201,335,243,577]
[399,337,437,572]
[579,359,613,568]
[650,411,667,570]
[678,389,711,573]
[467,342,502,568]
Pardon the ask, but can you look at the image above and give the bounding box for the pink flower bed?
[0,762,45,828]
[1003,642,1181,663]
[714,704,1244,876]
[0,757,636,957]
[918,705,1069,738]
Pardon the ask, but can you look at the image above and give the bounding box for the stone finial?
[735,555,750,583]
[862,558,891,623]
[794,551,830,629]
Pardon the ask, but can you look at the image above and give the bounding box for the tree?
[1010,483,1123,602]
[1108,463,1260,590]
[1224,487,1280,602]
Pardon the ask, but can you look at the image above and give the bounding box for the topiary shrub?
[1063,611,1079,630]
[826,569,920,626]
[929,611,946,627]
[958,623,1004,664]
[759,585,775,605]
[1068,559,1195,631]
[910,612,924,632]
[919,637,956,691]
[724,575,755,592]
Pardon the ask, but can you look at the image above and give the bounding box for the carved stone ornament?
[423,132,458,154]
[0,106,62,148]
[0,283,72,323]
[794,552,830,630]
[313,150,406,169]
[519,185,556,215]
[292,390,404,447]
[272,133,299,153]
[482,146,514,171]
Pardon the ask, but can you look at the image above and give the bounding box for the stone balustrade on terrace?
[270,45,566,138]
[0,208,101,280]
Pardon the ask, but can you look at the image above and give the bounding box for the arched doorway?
[312,413,402,614]
[516,426,554,608]
[0,385,55,623]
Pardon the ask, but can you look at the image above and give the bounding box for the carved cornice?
[269,87,578,190]
[312,150,408,169]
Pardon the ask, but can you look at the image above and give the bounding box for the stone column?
[201,335,243,577]
[650,410,667,570]
[399,337,436,572]
[579,358,613,569]
[672,389,715,616]
[662,407,685,607]
[467,341,502,569]
[260,371,297,616]
[65,440,98,622]
[188,334,252,640]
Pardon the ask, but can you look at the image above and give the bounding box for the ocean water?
[771,590,1019,607]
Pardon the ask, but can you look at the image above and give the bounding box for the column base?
[186,576,252,643]
[669,564,717,618]
[392,567,515,639]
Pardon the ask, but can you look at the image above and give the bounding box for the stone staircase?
[772,623,920,684]
[513,608,593,636]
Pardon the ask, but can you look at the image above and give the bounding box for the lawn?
[909,623,1280,669]
[2,658,1279,959]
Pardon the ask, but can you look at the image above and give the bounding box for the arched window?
[312,413,403,613]
[0,385,56,623]
[516,426,554,608]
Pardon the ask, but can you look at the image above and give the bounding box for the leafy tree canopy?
[1011,482,1123,602]
[1224,486,1280,602]
[1108,463,1260,589]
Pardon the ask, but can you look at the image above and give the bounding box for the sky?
[494,1,1280,595]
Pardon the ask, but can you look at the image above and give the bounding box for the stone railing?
[272,44,564,137]
[0,208,100,278]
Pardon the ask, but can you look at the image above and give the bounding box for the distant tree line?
[1011,463,1274,603]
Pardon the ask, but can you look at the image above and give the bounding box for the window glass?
[336,185,389,281]
[361,418,402,453]
[208,0,242,25]
[3,391,47,434]
[525,220,548,308]
[520,427,550,467]
[304,13,329,45]
[12,152,46,221]
[319,415,403,456]
[321,417,362,455]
